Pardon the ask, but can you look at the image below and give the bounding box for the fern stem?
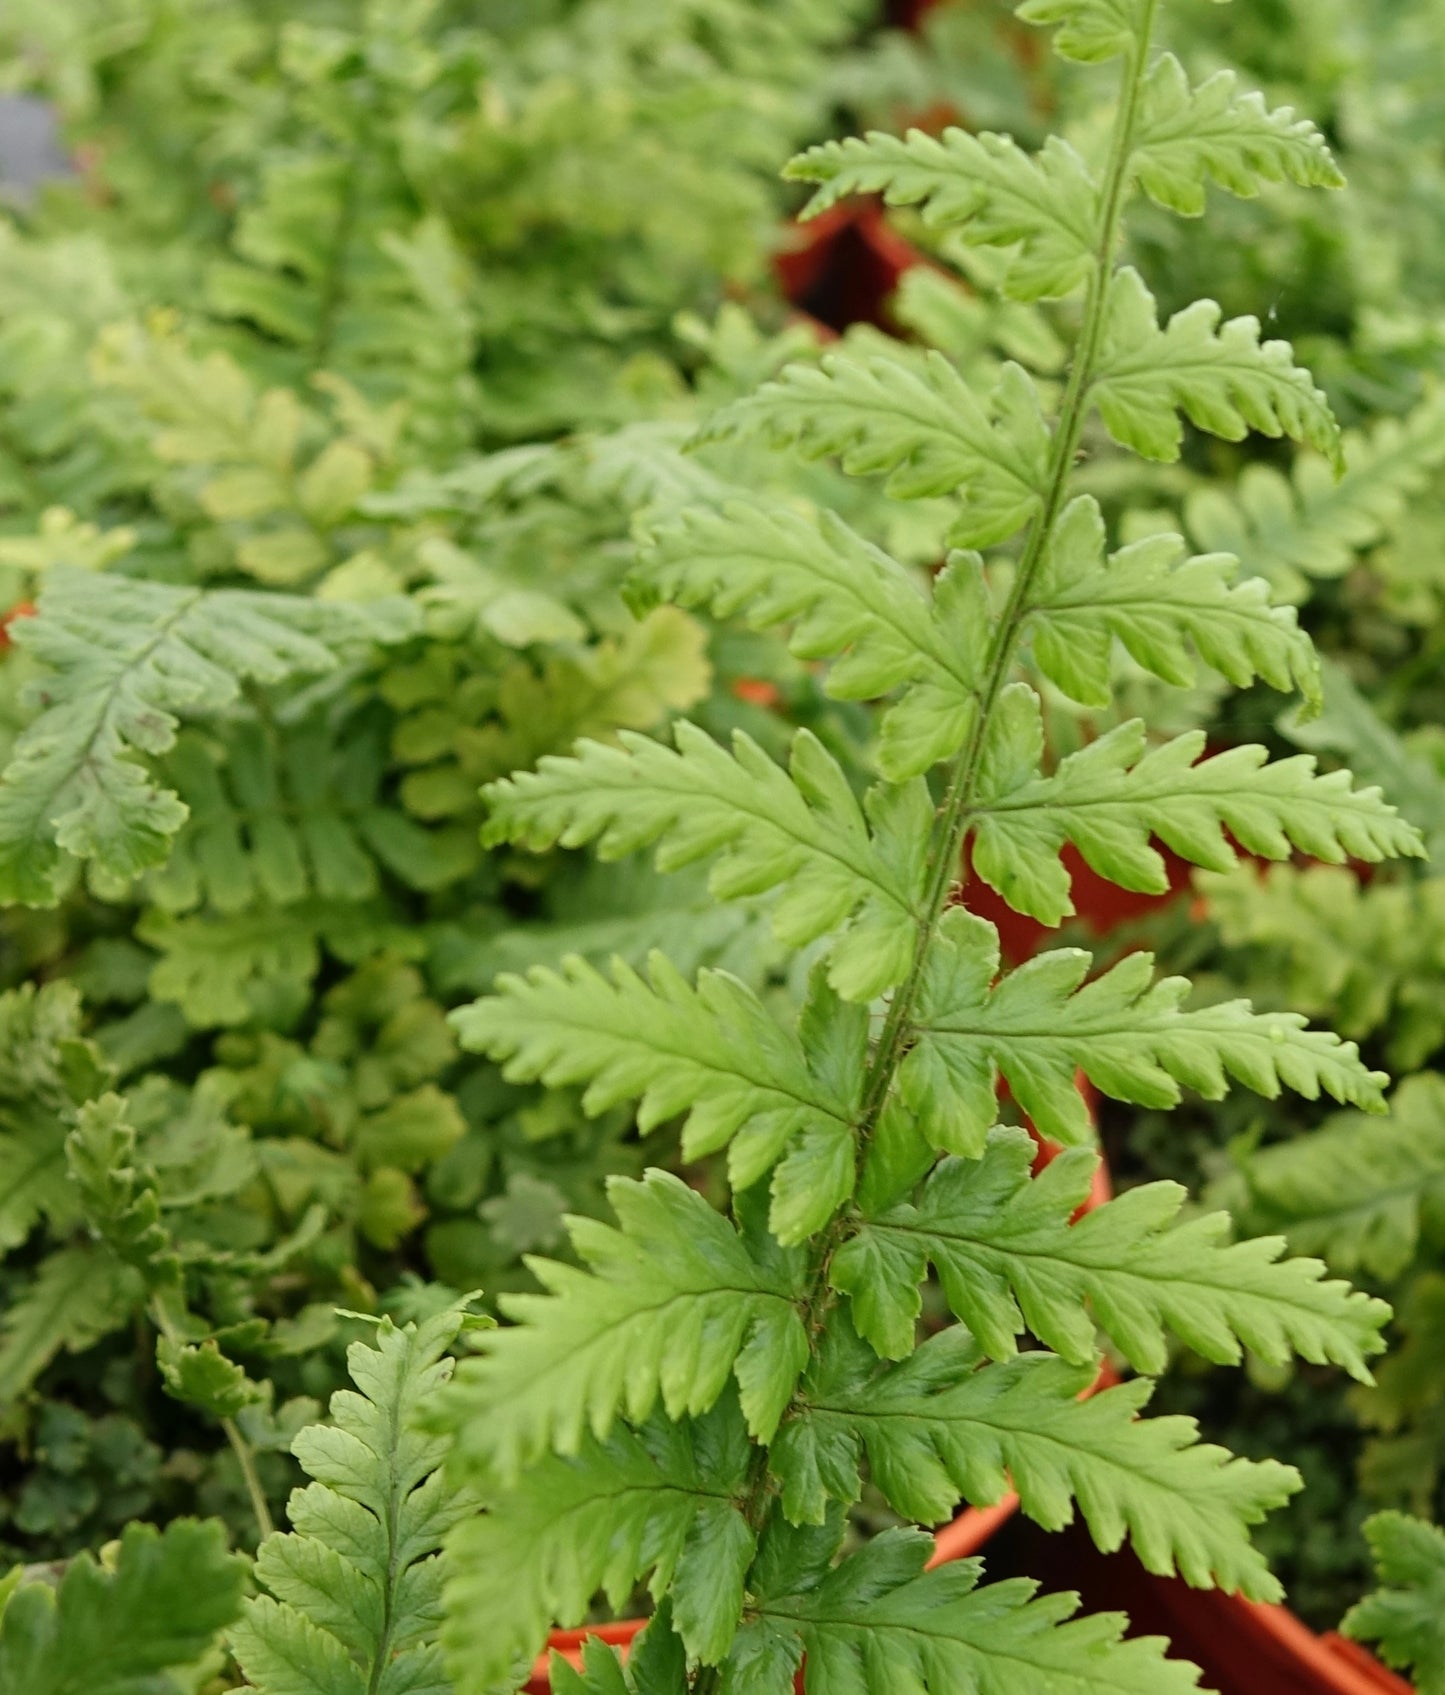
[697,22,1163,1685]
[222,1414,277,1544]
[149,1299,275,1542]
[857,0,1161,1141]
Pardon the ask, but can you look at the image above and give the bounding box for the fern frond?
[453,954,863,1236]
[775,1320,1297,1598]
[1091,268,1343,466]
[64,1093,180,1287]
[0,981,110,1252]
[446,1400,756,1683]
[434,1173,809,1483]
[832,1126,1390,1378]
[1131,53,1343,216]
[970,696,1423,925]
[0,1519,246,1695]
[635,499,982,709]
[899,909,1387,1154]
[785,129,1098,300]
[1185,391,1445,599]
[1220,1074,1445,1281]
[1343,1512,1445,1695]
[1015,0,1149,65]
[0,1243,144,1410]
[1022,494,1319,708]
[699,351,1051,546]
[732,1525,1204,1694]
[150,716,478,917]
[0,568,418,903]
[230,1305,481,1695]
[479,722,929,1000]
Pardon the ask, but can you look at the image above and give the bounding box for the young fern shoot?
[434,2,1419,1689]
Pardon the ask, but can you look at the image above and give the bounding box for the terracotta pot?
[773,202,925,335]
[1001,1516,1413,1695]
[961,839,1194,967]
[0,600,36,652]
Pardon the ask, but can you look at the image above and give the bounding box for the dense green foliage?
[424,3,1419,1690]
[1,0,1442,1689]
[0,0,892,1599]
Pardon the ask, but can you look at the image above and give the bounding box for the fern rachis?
[429,4,1415,1691]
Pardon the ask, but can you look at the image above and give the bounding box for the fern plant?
[429,3,1421,1689]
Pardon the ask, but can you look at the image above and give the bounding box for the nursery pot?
[999,1515,1413,1695]
[528,1116,1113,1693]
[774,202,925,335]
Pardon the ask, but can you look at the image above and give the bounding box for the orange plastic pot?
[773,202,926,335]
[527,1128,1113,1693]
[1003,1516,1413,1695]
[960,838,1194,967]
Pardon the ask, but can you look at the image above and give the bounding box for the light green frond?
[445,1402,755,1685]
[451,953,863,1235]
[1090,268,1342,467]
[729,1526,1204,1695]
[970,694,1423,924]
[0,1243,144,1407]
[1343,1512,1445,1695]
[635,500,983,709]
[1022,495,1319,708]
[65,1093,180,1287]
[230,1305,481,1695]
[0,981,111,1252]
[479,723,930,1001]
[1131,53,1343,216]
[1219,1074,1445,1282]
[1185,391,1445,600]
[0,1519,246,1695]
[784,129,1098,301]
[698,351,1051,547]
[0,568,418,904]
[149,719,477,916]
[831,1126,1390,1378]
[775,1320,1297,1599]
[432,1173,809,1483]
[1015,0,1151,65]
[899,909,1387,1155]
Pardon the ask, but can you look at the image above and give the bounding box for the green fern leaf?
[1022,495,1319,708]
[445,1400,755,1684]
[900,909,1386,1154]
[230,1305,480,1695]
[729,1524,1204,1694]
[1343,1512,1445,1695]
[434,1175,809,1483]
[970,693,1422,924]
[480,722,929,1000]
[64,1092,182,1294]
[0,1243,144,1407]
[1131,53,1343,216]
[453,954,862,1235]
[0,568,418,903]
[1184,392,1445,599]
[1220,1074,1445,1282]
[548,1616,689,1695]
[774,1319,1297,1599]
[699,351,1051,547]
[0,981,111,1252]
[1015,0,1151,64]
[635,499,984,714]
[0,1519,246,1695]
[832,1125,1390,1379]
[784,129,1098,300]
[1091,268,1342,467]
